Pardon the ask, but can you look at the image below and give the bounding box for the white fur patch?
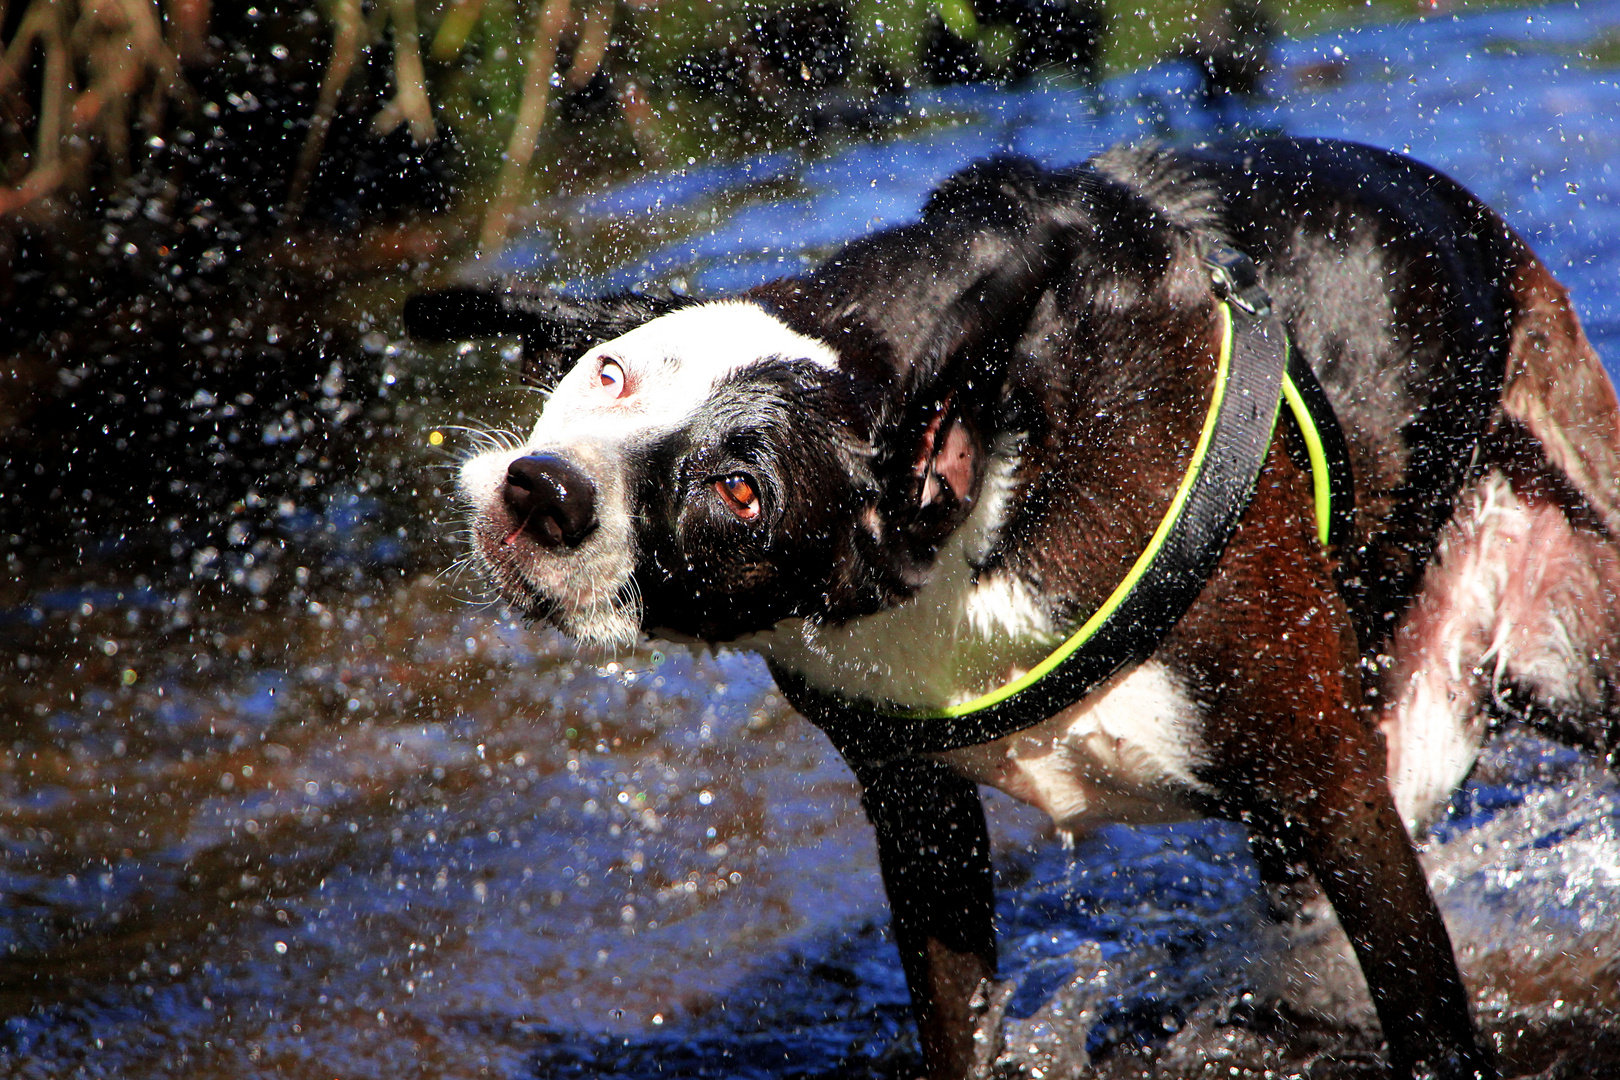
[937,660,1210,832]
[528,300,840,446]
[1380,470,1609,832]
[458,436,643,646]
[751,443,1057,708]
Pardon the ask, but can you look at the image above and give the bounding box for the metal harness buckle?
[1205,243,1273,317]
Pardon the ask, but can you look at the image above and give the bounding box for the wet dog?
[407,138,1620,1080]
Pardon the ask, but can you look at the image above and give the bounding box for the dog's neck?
[741,433,1060,709]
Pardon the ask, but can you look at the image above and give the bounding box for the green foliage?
[0,0,1524,239]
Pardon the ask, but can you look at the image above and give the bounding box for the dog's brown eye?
[598,359,627,397]
[715,473,760,521]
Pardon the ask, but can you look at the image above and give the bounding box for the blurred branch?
[164,0,211,66]
[80,0,182,173]
[2,0,189,213]
[372,0,437,142]
[430,0,487,62]
[479,0,571,255]
[116,0,181,90]
[286,0,366,219]
[1,1,71,213]
[564,0,612,90]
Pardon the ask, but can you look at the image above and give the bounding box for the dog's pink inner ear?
[911,399,981,511]
[930,418,978,505]
[912,408,947,480]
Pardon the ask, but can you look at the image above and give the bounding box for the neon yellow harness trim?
[1281,373,1333,546]
[894,302,1331,722]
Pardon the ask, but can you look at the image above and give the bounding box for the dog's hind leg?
[1262,742,1493,1079]
[1495,253,1620,764]
[1381,253,1620,830]
[1233,657,1496,1078]
[1225,640,1493,1079]
[859,756,999,1080]
[1378,465,1620,830]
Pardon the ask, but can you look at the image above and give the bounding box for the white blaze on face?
[532,300,841,446]
[455,300,840,646]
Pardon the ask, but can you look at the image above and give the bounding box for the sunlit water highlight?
[3,2,1620,1076]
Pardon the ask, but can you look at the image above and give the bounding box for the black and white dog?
[407,138,1620,1080]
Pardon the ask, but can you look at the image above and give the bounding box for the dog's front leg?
[1206,631,1497,1077]
[1209,631,1496,1078]
[858,756,998,1080]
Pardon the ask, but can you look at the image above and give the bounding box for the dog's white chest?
[757,590,1209,832]
[750,446,1058,708]
[745,444,1209,831]
[755,567,1059,710]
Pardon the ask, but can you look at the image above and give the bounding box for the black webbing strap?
[1284,346,1355,551]
[775,257,1298,763]
[1213,241,1354,551]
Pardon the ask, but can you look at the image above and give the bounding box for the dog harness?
[775,245,1353,762]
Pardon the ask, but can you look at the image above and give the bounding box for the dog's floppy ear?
[824,162,1070,566]
[893,387,987,562]
[750,161,1075,584]
[877,260,1049,561]
[404,281,692,389]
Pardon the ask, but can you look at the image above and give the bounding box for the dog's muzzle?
[502,453,599,549]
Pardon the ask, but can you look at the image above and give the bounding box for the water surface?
[4,3,1620,1076]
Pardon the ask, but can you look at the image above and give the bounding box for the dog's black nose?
[503,454,598,549]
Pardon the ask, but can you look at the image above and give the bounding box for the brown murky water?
[0,569,911,1076]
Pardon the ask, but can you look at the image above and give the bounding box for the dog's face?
[458,302,910,646]
[434,163,1084,648]
[455,287,1012,647]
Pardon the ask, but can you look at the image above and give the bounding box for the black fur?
[634,360,879,639]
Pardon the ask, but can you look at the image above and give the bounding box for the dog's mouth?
[500,508,599,552]
[528,583,644,651]
[467,496,644,649]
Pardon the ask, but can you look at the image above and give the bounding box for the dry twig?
[480,0,571,254]
[565,0,613,90]
[372,0,437,143]
[286,0,366,219]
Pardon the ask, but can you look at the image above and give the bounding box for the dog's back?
[1158,140,1620,828]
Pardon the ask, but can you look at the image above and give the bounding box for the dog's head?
[409,160,1095,647]
[448,299,884,647]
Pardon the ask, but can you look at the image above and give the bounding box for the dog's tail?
[1500,245,1620,538]
[404,282,693,389]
